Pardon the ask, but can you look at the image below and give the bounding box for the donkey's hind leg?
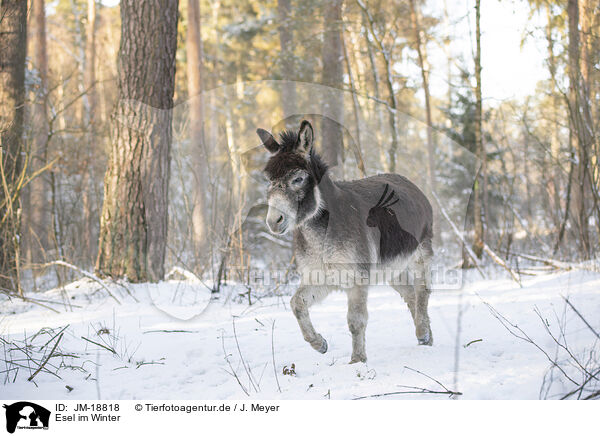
[413,248,433,346]
[414,279,433,345]
[347,286,368,363]
[390,283,417,325]
[290,286,329,354]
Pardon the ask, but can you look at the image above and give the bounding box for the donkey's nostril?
[276,215,284,224]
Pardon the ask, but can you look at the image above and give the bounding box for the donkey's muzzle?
[266,208,288,234]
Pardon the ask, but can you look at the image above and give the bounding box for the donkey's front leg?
[290,287,328,354]
[347,286,368,363]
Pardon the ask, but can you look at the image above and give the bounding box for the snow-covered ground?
[1,270,599,400]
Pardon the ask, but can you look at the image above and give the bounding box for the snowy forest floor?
[1,269,599,400]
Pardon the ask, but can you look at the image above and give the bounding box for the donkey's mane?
[265,129,329,183]
[307,149,328,183]
[278,129,300,153]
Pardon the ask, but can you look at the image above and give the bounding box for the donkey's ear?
[257,128,280,153]
[297,120,314,154]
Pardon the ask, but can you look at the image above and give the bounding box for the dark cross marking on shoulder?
[366,184,419,262]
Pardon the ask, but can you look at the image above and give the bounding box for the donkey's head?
[366,184,399,228]
[257,120,326,235]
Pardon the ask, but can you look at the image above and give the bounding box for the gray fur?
[259,120,434,363]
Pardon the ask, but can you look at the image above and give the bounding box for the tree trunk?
[578,0,594,256]
[0,0,27,292]
[341,30,366,177]
[581,0,600,247]
[25,0,49,264]
[362,17,387,171]
[409,0,435,189]
[187,0,209,266]
[357,0,399,173]
[442,0,452,109]
[278,0,296,123]
[579,0,592,121]
[321,0,344,177]
[554,152,575,254]
[96,0,179,282]
[472,0,485,259]
[82,0,98,265]
[545,6,562,230]
[567,0,590,258]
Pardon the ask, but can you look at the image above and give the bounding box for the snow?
[1,270,599,400]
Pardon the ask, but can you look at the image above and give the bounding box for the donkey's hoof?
[318,339,328,353]
[349,356,367,364]
[417,331,433,346]
[311,336,328,354]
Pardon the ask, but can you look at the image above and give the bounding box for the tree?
[321,0,344,175]
[357,0,401,172]
[96,0,179,282]
[82,0,98,264]
[567,0,591,258]
[0,0,27,292]
[24,0,50,265]
[186,0,209,266]
[278,0,297,122]
[544,4,563,231]
[472,0,486,258]
[579,0,600,250]
[409,0,435,189]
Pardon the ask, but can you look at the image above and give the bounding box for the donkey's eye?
[292,176,304,185]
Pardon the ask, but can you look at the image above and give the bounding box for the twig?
[483,301,578,385]
[81,336,117,355]
[533,306,597,383]
[109,279,139,303]
[404,366,454,393]
[513,252,573,270]
[95,351,101,400]
[583,390,600,400]
[430,190,486,279]
[136,360,165,369]
[142,330,199,334]
[43,260,121,305]
[353,387,462,400]
[271,321,281,393]
[28,333,63,382]
[562,297,600,341]
[1,290,60,313]
[232,317,259,393]
[464,339,483,348]
[353,367,462,399]
[482,243,522,286]
[560,367,600,400]
[40,325,70,349]
[220,330,249,396]
[1,359,60,378]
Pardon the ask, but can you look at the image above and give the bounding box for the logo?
[366,184,419,262]
[3,402,50,434]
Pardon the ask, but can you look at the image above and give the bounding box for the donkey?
[257,120,434,363]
